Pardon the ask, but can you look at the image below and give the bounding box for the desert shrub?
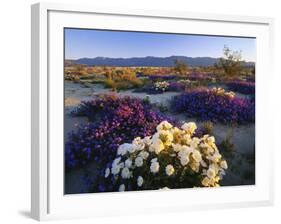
[149,75,177,81]
[130,78,144,88]
[104,76,143,90]
[174,59,189,75]
[188,73,213,81]
[115,80,132,90]
[168,82,186,92]
[202,121,214,135]
[214,46,243,77]
[168,79,202,91]
[158,103,169,112]
[219,129,235,153]
[143,95,151,105]
[90,121,228,192]
[90,78,105,84]
[104,79,117,89]
[226,81,255,95]
[66,95,175,169]
[171,87,255,124]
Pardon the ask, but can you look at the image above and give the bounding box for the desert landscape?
[64,29,255,194]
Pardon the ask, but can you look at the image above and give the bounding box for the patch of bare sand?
[64,108,88,139]
[65,162,99,194]
[65,97,80,107]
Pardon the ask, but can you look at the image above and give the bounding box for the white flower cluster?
[212,87,235,98]
[105,121,227,191]
[177,79,191,85]
[154,81,169,92]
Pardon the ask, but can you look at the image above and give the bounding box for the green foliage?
[215,46,243,77]
[90,78,105,84]
[202,121,214,135]
[158,103,169,112]
[104,79,144,91]
[101,67,144,90]
[104,69,113,80]
[219,128,235,153]
[104,79,117,90]
[115,81,131,90]
[174,59,188,75]
[130,78,144,88]
[143,95,151,105]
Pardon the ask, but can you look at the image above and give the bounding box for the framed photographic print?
[31,2,274,221]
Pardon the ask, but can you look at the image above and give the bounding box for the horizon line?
[65,55,255,63]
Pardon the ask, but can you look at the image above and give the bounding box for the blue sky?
[65,28,256,62]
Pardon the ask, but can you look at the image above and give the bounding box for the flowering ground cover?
[65,94,175,169]
[188,72,215,81]
[134,80,191,94]
[148,75,177,81]
[226,81,255,95]
[171,87,255,124]
[133,82,171,94]
[88,121,228,192]
[168,81,187,92]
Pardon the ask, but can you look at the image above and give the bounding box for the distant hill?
[64,59,76,67]
[66,56,254,67]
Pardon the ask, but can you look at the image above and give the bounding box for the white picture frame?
[31,2,275,221]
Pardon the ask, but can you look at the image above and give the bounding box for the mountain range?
[66,56,254,67]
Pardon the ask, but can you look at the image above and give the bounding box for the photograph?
[64,28,256,194]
